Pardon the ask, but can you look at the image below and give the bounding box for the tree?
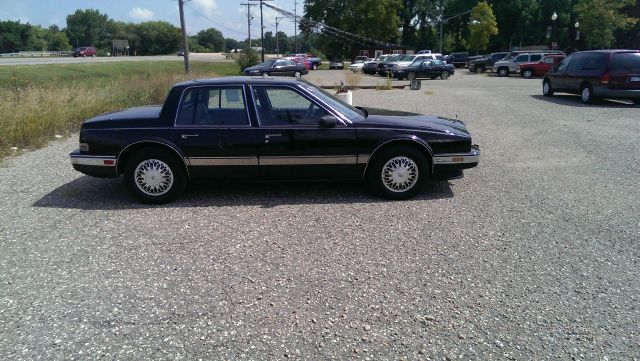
[467,1,498,53]
[0,20,32,52]
[235,47,260,71]
[65,9,109,48]
[45,25,71,51]
[574,0,637,48]
[196,28,224,52]
[225,38,239,52]
[134,21,181,55]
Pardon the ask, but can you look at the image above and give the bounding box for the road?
[0,53,231,66]
[1,71,639,359]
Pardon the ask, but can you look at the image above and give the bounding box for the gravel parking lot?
[1,70,638,360]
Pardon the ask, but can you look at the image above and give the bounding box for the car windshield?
[297,81,363,122]
[398,55,415,61]
[411,58,427,66]
[388,55,402,61]
[260,59,277,67]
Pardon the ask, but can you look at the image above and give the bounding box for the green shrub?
[235,47,260,73]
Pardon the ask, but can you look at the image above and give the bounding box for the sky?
[0,0,302,41]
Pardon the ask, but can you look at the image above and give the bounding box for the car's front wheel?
[294,71,301,78]
[262,71,269,77]
[407,72,416,81]
[441,71,450,80]
[312,63,318,70]
[477,66,485,73]
[543,79,554,96]
[368,145,427,200]
[580,83,594,104]
[522,69,533,78]
[497,67,509,77]
[125,148,186,204]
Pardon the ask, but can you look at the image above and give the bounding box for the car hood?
[83,105,162,128]
[356,108,470,136]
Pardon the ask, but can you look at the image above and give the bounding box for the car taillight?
[601,73,610,84]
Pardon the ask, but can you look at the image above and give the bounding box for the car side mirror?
[319,115,338,128]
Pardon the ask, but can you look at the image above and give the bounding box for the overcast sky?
[0,0,302,40]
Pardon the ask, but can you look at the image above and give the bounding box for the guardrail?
[0,51,73,57]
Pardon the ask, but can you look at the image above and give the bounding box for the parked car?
[329,59,344,70]
[417,50,432,54]
[468,52,508,73]
[375,54,402,76]
[445,52,469,68]
[348,60,366,72]
[69,77,480,203]
[290,57,311,70]
[177,49,185,57]
[73,47,97,58]
[287,53,322,70]
[362,54,392,75]
[243,58,308,77]
[493,51,563,77]
[379,53,445,76]
[543,50,640,105]
[518,54,566,78]
[355,55,370,62]
[393,59,455,80]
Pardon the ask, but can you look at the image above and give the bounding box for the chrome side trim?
[70,155,117,167]
[357,154,370,164]
[189,157,259,166]
[433,151,480,164]
[260,156,357,166]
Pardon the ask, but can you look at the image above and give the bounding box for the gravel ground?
[1,71,639,360]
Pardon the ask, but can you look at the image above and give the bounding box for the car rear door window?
[581,53,605,71]
[514,54,529,63]
[530,54,542,62]
[176,87,249,126]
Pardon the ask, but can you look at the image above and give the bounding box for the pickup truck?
[288,53,322,70]
[517,54,566,78]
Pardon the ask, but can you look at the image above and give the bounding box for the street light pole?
[550,11,558,50]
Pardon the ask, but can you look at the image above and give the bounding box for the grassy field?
[0,61,240,158]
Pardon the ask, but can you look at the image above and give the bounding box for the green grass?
[0,61,240,158]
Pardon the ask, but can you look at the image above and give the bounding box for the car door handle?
[181,134,199,139]
[264,133,282,139]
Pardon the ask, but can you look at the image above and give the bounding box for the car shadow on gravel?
[33,176,454,210]
[531,94,637,108]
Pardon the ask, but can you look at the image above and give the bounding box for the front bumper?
[432,145,480,180]
[70,150,119,178]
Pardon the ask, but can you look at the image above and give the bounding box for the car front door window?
[253,86,329,127]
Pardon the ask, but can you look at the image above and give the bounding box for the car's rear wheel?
[580,83,594,104]
[312,63,318,70]
[407,72,416,81]
[522,69,533,79]
[441,71,449,80]
[543,79,554,96]
[497,67,509,77]
[368,145,427,200]
[294,71,301,78]
[262,72,270,77]
[477,66,485,73]
[469,66,477,73]
[125,148,186,204]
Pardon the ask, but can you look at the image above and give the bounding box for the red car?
[518,54,565,78]
[73,46,97,58]
[290,57,311,70]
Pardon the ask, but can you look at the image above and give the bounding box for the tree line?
[303,0,639,58]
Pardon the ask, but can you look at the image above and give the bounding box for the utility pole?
[240,3,256,48]
[275,16,286,56]
[294,1,298,53]
[248,0,272,63]
[178,0,190,73]
[439,1,444,54]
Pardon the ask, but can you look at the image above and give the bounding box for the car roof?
[572,49,639,54]
[173,76,307,88]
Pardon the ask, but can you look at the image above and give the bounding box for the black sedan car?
[70,77,480,203]
[243,59,308,77]
[393,59,455,80]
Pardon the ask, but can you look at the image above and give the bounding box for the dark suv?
[543,50,640,105]
[468,52,508,73]
[445,52,469,68]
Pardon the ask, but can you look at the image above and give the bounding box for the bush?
[235,47,260,73]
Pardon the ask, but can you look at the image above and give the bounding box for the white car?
[348,60,366,72]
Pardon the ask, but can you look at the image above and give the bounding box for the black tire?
[294,71,301,78]
[477,66,485,73]
[312,63,318,70]
[441,71,450,80]
[407,72,416,81]
[469,67,477,73]
[542,79,554,96]
[522,69,533,79]
[633,99,640,106]
[262,71,269,77]
[367,145,428,200]
[580,83,594,104]
[125,148,187,204]
[497,67,509,77]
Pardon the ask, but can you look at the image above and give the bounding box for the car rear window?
[610,53,640,72]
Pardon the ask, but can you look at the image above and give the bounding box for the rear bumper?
[593,86,640,99]
[70,150,119,178]
[432,145,480,180]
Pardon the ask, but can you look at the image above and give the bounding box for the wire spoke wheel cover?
[381,156,419,193]
[134,159,174,196]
